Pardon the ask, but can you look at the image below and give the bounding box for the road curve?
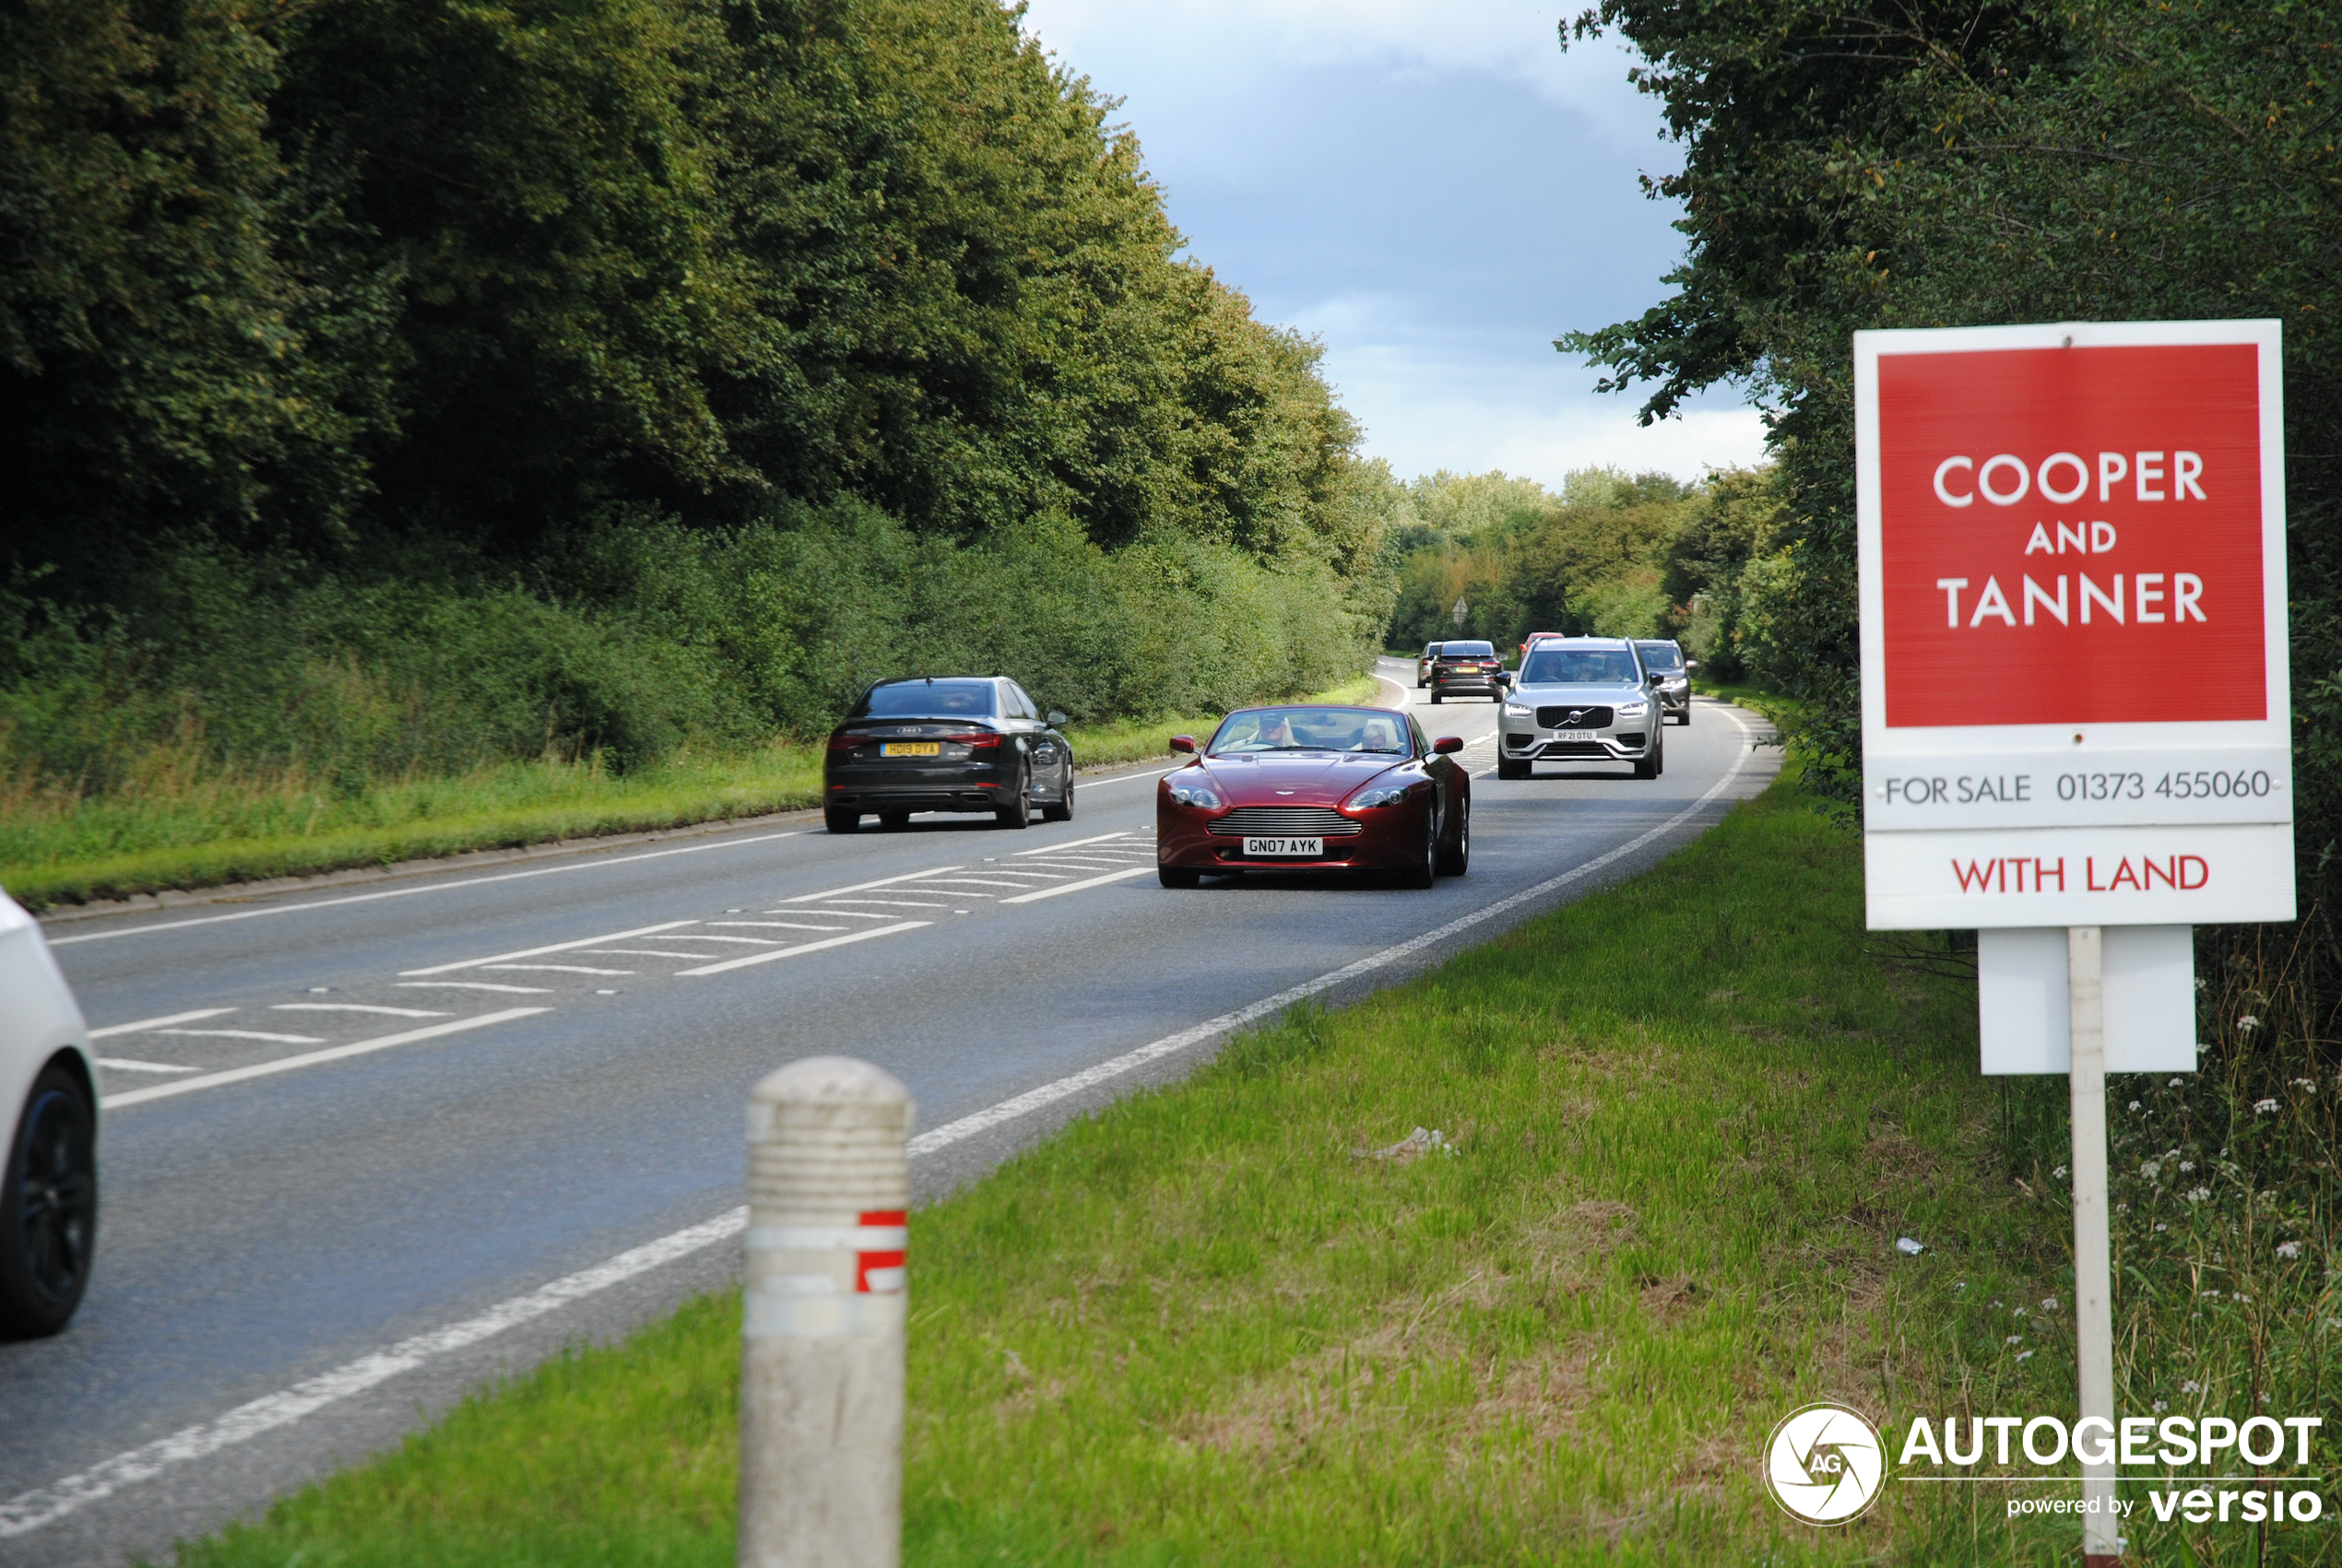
[1,660,1777,1565]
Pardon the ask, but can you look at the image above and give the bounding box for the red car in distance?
[1155,704,1471,888]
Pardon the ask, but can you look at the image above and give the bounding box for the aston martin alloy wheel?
[1,1065,97,1339]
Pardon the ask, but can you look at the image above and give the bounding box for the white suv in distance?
[0,891,99,1338]
[1634,639,1694,725]
[1496,638,1665,781]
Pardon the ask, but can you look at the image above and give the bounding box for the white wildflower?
[2140,1161,2162,1180]
[2152,1400,2170,1413]
[2182,1380,2203,1394]
[2188,1186,2212,1202]
[2170,1078,2184,1087]
[2277,1241,2302,1259]
[2041,1297,2060,1313]
[2017,1350,2035,1361]
[2006,1335,2024,1345]
[2128,1100,2143,1113]
[2180,1161,2195,1173]
[2253,1098,2279,1114]
[2240,1016,2262,1031]
[2237,1292,2253,1303]
[2053,1164,2069,1179]
[2295,1079,2317,1092]
[2155,1223,2169,1232]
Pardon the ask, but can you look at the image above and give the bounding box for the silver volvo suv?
[1495,637,1665,781]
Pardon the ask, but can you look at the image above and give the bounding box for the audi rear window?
[1440,642,1496,658]
[852,680,998,718]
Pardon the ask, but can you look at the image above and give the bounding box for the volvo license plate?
[1243,836,1322,857]
[880,742,940,757]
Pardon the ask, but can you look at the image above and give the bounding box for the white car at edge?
[0,890,99,1337]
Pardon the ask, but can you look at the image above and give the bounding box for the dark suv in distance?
[1633,640,1694,725]
[823,676,1074,832]
[1428,641,1505,703]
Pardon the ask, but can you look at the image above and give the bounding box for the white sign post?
[1855,320,2293,1566]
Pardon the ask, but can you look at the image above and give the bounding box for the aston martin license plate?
[1244,836,1322,857]
[880,742,940,757]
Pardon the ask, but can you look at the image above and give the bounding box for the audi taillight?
[950,731,1002,749]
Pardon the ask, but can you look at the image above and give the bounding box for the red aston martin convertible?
[1155,704,1470,888]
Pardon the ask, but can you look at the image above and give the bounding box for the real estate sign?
[1855,320,2294,932]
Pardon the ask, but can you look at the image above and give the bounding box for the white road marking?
[930,867,1064,880]
[630,935,784,946]
[87,1008,236,1039]
[998,867,1154,903]
[153,1030,324,1045]
[399,921,698,976]
[673,922,930,977]
[1077,766,1178,788]
[769,909,896,920]
[1014,831,1128,855]
[815,898,951,909]
[710,921,846,933]
[484,964,630,975]
[396,982,550,995]
[271,1004,447,1019]
[573,949,733,960]
[905,877,1035,890]
[1,705,1762,1545]
[49,834,806,947]
[94,1059,200,1075]
[1006,859,1130,872]
[777,867,964,904]
[101,1008,554,1111]
[0,1207,746,1539]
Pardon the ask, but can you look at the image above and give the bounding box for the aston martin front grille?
[1208,806,1364,838]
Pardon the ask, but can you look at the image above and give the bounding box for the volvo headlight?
[1348,784,1410,809]
[1165,777,1224,808]
[1503,702,1532,717]
[1616,701,1650,717]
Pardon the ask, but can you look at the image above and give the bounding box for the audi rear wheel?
[995,772,1032,829]
[1042,775,1074,822]
[824,807,860,834]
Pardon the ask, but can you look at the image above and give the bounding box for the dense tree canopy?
[0,0,1366,591]
[1564,0,2342,975]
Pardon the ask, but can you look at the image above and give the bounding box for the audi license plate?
[880,742,940,757]
[1243,835,1322,857]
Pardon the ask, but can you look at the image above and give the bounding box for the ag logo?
[1763,1402,1885,1525]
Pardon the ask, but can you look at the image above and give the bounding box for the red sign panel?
[1877,344,2265,726]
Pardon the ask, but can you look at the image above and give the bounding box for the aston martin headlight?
[1165,777,1224,808]
[1348,784,1410,809]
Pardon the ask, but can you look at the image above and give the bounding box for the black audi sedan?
[823,677,1074,833]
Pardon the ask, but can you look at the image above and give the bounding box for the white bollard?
[740,1056,914,1568]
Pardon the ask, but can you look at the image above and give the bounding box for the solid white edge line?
[48,834,804,947]
[673,922,929,976]
[398,921,699,976]
[0,1208,749,1539]
[1076,767,1178,788]
[100,1008,552,1110]
[5,707,1765,1541]
[777,867,964,903]
[998,866,1153,903]
[87,1008,236,1039]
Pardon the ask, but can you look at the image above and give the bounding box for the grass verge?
[2,678,1378,912]
[167,757,2336,1566]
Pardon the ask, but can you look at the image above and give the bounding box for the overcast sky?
[1016,0,1768,489]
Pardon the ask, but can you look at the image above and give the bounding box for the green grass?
[161,754,2337,1567]
[0,678,1380,912]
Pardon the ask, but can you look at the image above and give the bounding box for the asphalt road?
[1,661,1776,1565]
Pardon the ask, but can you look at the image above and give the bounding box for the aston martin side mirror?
[1432,736,1464,755]
[1169,735,1196,753]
